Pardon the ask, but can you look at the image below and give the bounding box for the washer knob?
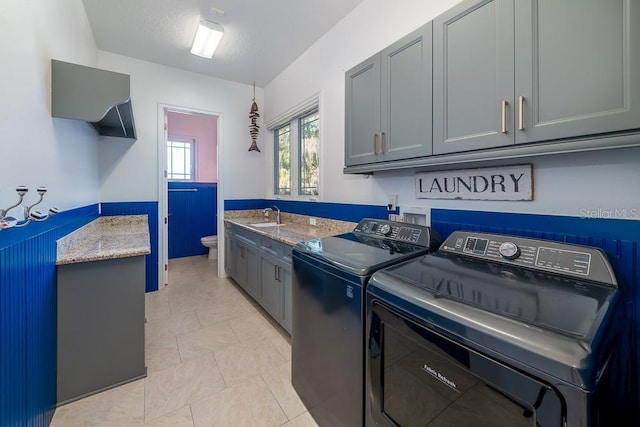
[378,224,392,236]
[499,242,521,260]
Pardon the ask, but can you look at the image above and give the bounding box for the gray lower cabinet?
[57,256,146,404]
[224,224,235,277]
[433,0,640,155]
[279,263,292,333]
[259,253,281,322]
[225,224,292,334]
[233,232,259,300]
[258,237,292,335]
[345,22,432,166]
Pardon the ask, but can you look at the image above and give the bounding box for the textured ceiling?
[82,0,365,87]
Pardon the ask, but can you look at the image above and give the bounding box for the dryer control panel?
[440,231,617,286]
[353,218,441,249]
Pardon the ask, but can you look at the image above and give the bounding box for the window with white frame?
[274,109,319,197]
[167,138,195,181]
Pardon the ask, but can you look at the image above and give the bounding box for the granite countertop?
[56,215,151,265]
[224,210,356,246]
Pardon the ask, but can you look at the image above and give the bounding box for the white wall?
[0,0,100,213]
[96,51,265,202]
[264,0,640,221]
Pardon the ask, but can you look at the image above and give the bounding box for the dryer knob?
[499,242,521,260]
[378,224,392,236]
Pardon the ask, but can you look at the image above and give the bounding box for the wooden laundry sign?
[415,165,533,201]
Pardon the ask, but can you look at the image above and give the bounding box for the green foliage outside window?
[300,113,319,195]
[276,126,291,195]
[274,109,319,197]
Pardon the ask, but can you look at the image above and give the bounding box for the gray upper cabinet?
[433,0,515,155]
[434,0,640,156]
[515,0,640,144]
[345,23,432,166]
[345,0,640,173]
[345,55,381,165]
[381,22,433,162]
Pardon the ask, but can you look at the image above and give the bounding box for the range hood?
[51,60,137,139]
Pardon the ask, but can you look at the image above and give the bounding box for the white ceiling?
[82,0,365,87]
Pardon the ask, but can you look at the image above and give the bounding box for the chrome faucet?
[273,205,281,224]
[262,206,281,224]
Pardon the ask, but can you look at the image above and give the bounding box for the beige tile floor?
[51,255,318,427]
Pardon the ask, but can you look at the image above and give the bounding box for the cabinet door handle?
[380,132,385,154]
[373,133,378,154]
[518,96,525,131]
[275,265,281,282]
[501,100,509,134]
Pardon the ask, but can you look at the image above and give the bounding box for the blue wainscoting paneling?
[224,199,398,222]
[431,208,639,424]
[100,202,159,292]
[168,182,217,259]
[0,243,27,427]
[224,199,267,211]
[0,204,99,427]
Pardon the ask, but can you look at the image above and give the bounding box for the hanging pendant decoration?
[248,82,260,152]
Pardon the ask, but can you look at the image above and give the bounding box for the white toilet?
[200,235,218,260]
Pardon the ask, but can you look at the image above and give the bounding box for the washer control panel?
[440,231,616,286]
[353,218,441,249]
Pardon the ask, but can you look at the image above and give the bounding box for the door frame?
[157,103,225,287]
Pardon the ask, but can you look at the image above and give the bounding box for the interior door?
[160,107,169,287]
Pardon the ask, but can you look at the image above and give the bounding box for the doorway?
[158,105,224,288]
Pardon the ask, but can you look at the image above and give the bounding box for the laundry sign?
[415,164,533,201]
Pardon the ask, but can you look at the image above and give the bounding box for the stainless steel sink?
[249,222,285,228]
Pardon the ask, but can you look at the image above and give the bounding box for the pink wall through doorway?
[167,111,218,182]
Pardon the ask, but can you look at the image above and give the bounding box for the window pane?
[299,112,319,195]
[167,146,173,177]
[167,140,194,180]
[184,145,191,178]
[275,125,291,195]
[174,148,185,175]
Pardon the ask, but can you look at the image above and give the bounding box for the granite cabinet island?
[56,215,150,405]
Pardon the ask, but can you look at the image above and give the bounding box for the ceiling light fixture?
[190,20,224,58]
